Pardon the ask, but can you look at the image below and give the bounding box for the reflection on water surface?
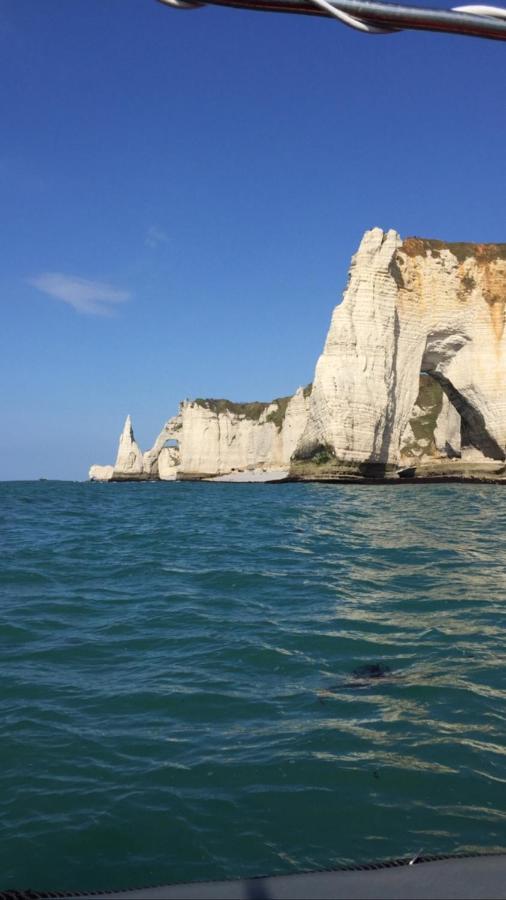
[0,480,505,890]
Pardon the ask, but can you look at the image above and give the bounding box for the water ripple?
[1,480,506,890]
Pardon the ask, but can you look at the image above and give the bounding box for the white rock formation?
[114,415,145,477]
[89,415,145,481]
[89,228,506,482]
[142,412,183,479]
[157,446,181,480]
[89,464,114,482]
[89,389,310,481]
[176,387,310,476]
[294,228,506,474]
[434,394,461,459]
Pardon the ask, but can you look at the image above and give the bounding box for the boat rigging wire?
[156,0,506,40]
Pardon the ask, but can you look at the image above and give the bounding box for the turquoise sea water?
[1,480,506,891]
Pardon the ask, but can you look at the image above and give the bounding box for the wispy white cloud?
[145,225,170,249]
[28,273,131,316]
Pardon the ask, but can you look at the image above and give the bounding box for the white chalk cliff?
[90,389,311,481]
[90,228,506,483]
[293,228,506,477]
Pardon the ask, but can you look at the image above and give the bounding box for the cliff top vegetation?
[402,238,506,265]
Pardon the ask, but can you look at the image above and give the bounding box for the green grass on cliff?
[193,396,291,424]
[266,396,291,430]
[193,398,269,419]
[402,237,506,265]
[193,382,312,429]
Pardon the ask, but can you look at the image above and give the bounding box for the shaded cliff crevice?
[429,371,505,461]
[376,308,401,468]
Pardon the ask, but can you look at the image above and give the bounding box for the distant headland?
[90,228,506,484]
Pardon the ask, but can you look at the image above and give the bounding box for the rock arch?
[293,228,506,476]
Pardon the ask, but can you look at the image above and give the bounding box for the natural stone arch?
[141,414,183,477]
[400,373,461,463]
[292,228,506,476]
[420,325,505,461]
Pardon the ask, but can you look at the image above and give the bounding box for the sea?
[1,480,506,892]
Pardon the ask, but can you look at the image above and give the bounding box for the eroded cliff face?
[292,228,506,477]
[89,388,311,481]
[177,389,310,476]
[90,228,506,483]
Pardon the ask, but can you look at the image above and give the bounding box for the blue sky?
[1,0,504,479]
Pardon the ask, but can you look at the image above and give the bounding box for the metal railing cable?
[306,0,506,33]
[157,0,506,40]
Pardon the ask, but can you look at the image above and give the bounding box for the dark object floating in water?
[320,663,395,698]
[352,663,392,679]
